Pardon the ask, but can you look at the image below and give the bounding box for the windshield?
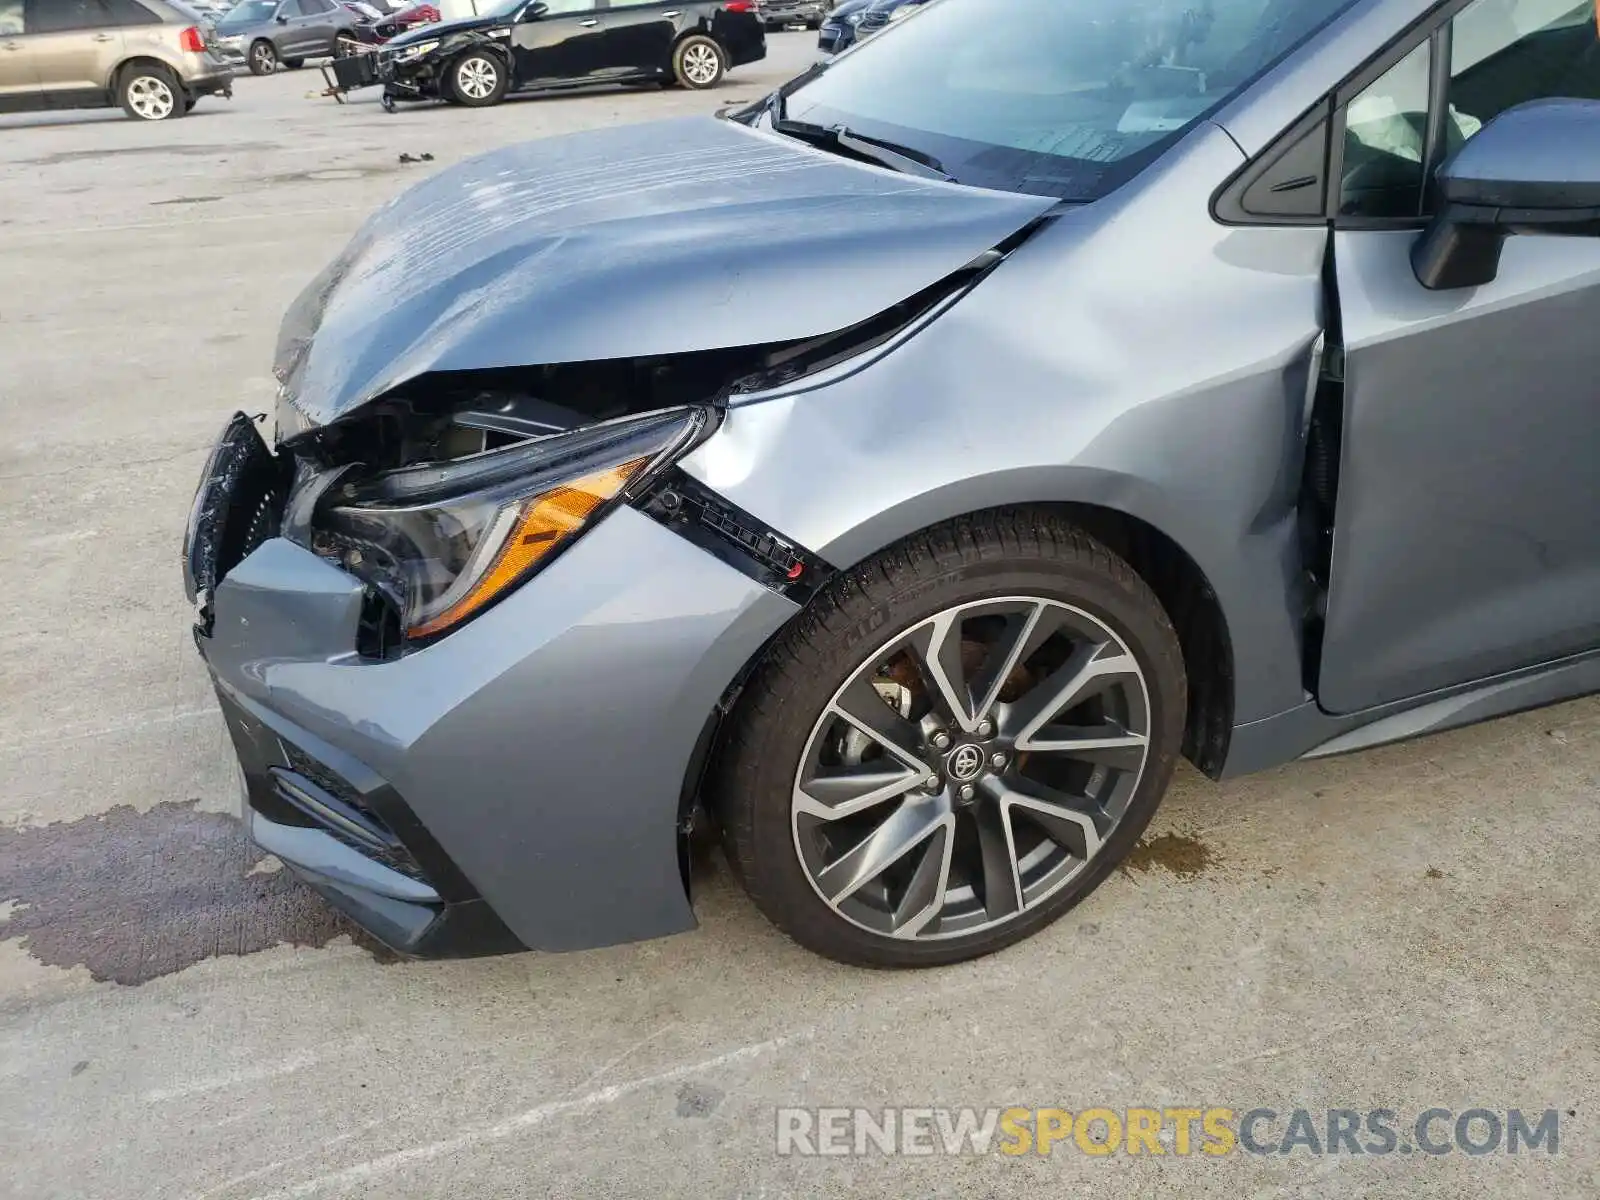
[786,0,1361,200]
[219,0,279,24]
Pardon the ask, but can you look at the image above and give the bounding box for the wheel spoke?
[795,763,921,821]
[972,804,1023,920]
[1007,640,1139,750]
[1023,721,1147,769]
[989,777,1109,861]
[816,798,947,905]
[906,609,975,731]
[967,601,1050,723]
[831,672,927,770]
[890,823,953,937]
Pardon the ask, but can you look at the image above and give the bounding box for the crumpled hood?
[382,15,497,47]
[274,116,1056,429]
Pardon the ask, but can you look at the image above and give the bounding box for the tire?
[248,39,276,74]
[717,510,1186,968]
[671,34,725,89]
[118,64,186,121]
[282,56,305,69]
[447,50,507,107]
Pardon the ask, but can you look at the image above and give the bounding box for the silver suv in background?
[0,0,234,119]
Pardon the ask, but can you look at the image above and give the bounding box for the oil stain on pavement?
[1122,831,1217,879]
[0,800,393,985]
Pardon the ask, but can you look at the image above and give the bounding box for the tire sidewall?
[450,50,506,106]
[119,65,183,120]
[672,34,725,88]
[248,39,276,74]
[726,534,1185,967]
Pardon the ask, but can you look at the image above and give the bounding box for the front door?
[595,0,676,78]
[1318,0,1600,714]
[0,0,45,112]
[510,0,606,85]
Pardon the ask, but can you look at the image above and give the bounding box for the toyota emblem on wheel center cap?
[948,744,985,782]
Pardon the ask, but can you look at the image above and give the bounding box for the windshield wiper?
[770,116,954,183]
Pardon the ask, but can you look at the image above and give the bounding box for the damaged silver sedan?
[185,0,1600,965]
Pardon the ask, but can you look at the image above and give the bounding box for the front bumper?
[190,427,800,957]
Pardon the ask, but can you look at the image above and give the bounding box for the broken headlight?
[315,407,711,640]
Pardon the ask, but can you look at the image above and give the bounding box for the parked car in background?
[212,0,358,73]
[0,0,233,118]
[851,0,925,39]
[760,0,823,30]
[376,0,765,110]
[814,0,868,55]
[333,0,436,55]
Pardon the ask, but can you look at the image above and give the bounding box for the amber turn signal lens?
[406,457,647,639]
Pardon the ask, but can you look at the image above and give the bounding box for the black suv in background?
[377,0,765,110]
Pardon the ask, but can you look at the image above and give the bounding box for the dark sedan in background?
[815,0,870,54]
[851,0,927,39]
[377,0,765,108]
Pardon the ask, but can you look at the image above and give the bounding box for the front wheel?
[119,66,185,120]
[717,511,1186,967]
[448,51,507,106]
[672,34,725,89]
[247,39,276,74]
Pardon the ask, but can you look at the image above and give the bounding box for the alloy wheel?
[681,43,720,85]
[127,75,176,120]
[252,43,275,71]
[456,56,497,100]
[790,597,1152,941]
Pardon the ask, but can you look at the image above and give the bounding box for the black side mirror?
[1412,99,1600,291]
[275,11,289,19]
[520,1,548,18]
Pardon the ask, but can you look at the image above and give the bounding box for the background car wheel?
[672,35,725,89]
[333,33,359,58]
[118,65,185,121]
[248,39,276,74]
[282,56,305,69]
[717,511,1186,967]
[448,51,507,107]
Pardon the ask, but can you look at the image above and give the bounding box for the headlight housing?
[313,407,710,641]
[395,38,439,60]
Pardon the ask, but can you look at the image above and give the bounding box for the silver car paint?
[198,0,1600,951]
[272,115,1055,425]
[207,509,798,951]
[1321,229,1600,713]
[687,121,1326,730]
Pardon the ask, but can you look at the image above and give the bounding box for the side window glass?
[27,0,113,32]
[538,0,596,14]
[1338,40,1431,218]
[0,0,21,32]
[1450,0,1600,131]
[100,0,157,23]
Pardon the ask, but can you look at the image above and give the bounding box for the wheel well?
[684,501,1237,878]
[1039,503,1234,776]
[112,56,175,93]
[672,29,727,58]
